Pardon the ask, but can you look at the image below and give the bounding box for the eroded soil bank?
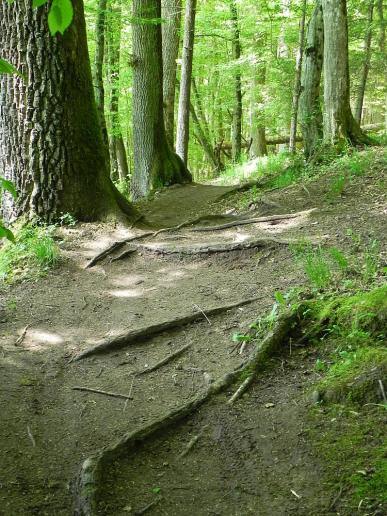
[0,159,386,515]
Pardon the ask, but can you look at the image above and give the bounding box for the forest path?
[0,162,385,515]
[138,183,238,228]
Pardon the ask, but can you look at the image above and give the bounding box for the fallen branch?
[137,343,192,375]
[72,386,133,401]
[141,237,292,255]
[85,232,153,268]
[189,209,315,233]
[71,297,262,362]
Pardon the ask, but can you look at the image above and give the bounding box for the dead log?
[71,297,262,362]
[189,209,315,233]
[141,237,292,255]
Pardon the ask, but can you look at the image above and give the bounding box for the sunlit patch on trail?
[23,329,64,350]
[107,288,144,298]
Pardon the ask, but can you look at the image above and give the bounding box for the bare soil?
[0,161,386,515]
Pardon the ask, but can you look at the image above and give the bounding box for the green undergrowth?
[0,224,59,284]
[291,235,384,291]
[235,283,386,509]
[215,147,385,210]
[303,287,386,510]
[309,403,386,513]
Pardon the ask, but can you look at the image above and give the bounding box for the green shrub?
[0,224,59,282]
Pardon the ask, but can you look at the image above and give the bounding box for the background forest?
[83,0,386,186]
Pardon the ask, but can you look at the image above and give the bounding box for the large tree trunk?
[249,65,267,158]
[322,0,372,145]
[162,0,182,147]
[230,0,242,162]
[354,0,375,125]
[131,0,191,199]
[0,0,135,223]
[299,0,324,158]
[107,0,129,183]
[176,0,197,165]
[289,0,307,153]
[93,0,111,168]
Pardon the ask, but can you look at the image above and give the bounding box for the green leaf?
[0,178,17,199]
[0,225,15,243]
[151,487,161,494]
[48,0,74,36]
[33,0,49,7]
[0,58,20,76]
[274,291,286,306]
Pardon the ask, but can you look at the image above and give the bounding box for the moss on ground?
[305,286,387,513]
[309,404,387,514]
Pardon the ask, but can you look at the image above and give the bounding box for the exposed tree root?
[189,209,316,233]
[73,309,298,515]
[141,237,293,255]
[71,297,262,362]
[137,343,192,375]
[85,232,153,268]
[110,248,137,263]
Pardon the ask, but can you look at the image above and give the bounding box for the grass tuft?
[0,224,59,283]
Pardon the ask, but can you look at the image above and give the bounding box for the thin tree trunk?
[322,0,372,145]
[289,0,307,153]
[190,101,224,174]
[299,0,324,158]
[162,0,182,147]
[377,0,385,53]
[131,0,191,199]
[277,0,291,152]
[176,0,197,165]
[230,0,242,162]
[250,65,267,157]
[0,0,134,223]
[107,0,129,182]
[93,0,110,168]
[192,78,211,141]
[354,0,375,125]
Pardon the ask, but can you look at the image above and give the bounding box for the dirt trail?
[0,166,385,515]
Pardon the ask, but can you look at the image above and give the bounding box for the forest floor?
[0,151,386,516]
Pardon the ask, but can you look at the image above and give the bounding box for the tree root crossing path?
[0,174,385,515]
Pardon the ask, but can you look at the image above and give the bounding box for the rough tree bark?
[176,0,197,165]
[230,0,242,162]
[299,0,324,158]
[161,0,182,146]
[321,0,372,145]
[289,0,307,153]
[0,0,135,223]
[93,0,110,167]
[131,0,191,199]
[107,0,129,182]
[354,0,375,125]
